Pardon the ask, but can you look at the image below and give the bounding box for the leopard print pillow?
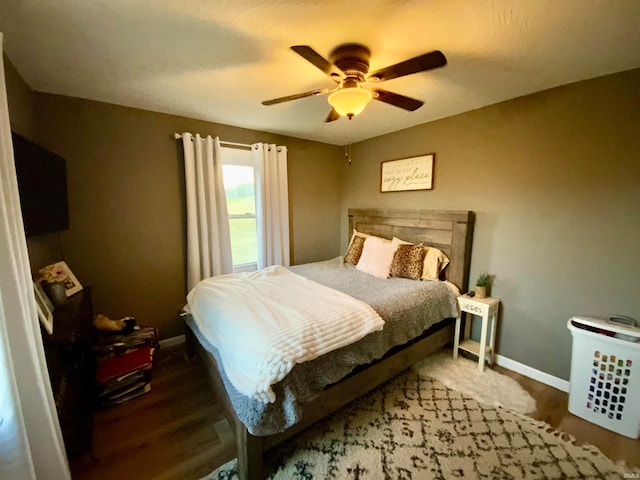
[344,235,366,265]
[389,243,426,280]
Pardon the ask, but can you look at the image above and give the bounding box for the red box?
[95,347,153,384]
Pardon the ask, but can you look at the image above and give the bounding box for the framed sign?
[380,154,434,192]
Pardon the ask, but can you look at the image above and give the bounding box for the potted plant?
[475,272,491,299]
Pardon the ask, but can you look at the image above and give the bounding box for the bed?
[184,208,474,480]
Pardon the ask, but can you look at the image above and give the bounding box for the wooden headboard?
[348,208,475,292]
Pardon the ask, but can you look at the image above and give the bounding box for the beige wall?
[3,54,35,138]
[342,68,640,380]
[7,50,639,380]
[20,94,343,339]
[4,54,64,272]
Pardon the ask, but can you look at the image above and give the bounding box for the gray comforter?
[186,256,458,435]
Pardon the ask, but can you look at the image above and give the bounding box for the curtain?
[181,133,233,291]
[0,34,71,480]
[253,143,289,268]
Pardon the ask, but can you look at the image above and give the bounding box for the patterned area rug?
[203,370,636,480]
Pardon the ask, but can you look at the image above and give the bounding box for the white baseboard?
[159,334,185,349]
[495,354,570,392]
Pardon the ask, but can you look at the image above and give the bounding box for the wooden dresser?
[42,286,96,458]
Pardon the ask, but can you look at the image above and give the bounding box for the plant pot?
[475,286,487,299]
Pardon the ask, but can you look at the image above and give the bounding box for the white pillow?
[393,236,412,245]
[356,237,401,278]
[345,230,375,255]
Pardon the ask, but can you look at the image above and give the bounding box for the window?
[221,147,258,272]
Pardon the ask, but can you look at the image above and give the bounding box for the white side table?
[453,294,500,371]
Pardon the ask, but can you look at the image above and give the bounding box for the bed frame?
[185,208,475,479]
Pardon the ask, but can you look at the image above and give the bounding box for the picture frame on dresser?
[38,261,83,297]
[34,281,54,334]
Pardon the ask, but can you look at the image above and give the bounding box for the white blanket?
[187,265,384,403]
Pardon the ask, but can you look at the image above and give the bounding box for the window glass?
[223,165,255,215]
[221,153,258,270]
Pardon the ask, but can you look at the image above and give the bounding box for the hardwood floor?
[494,363,640,468]
[70,345,639,479]
[70,346,234,480]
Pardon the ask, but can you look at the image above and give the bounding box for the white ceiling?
[1,0,639,146]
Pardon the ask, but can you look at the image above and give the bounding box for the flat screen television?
[12,132,69,237]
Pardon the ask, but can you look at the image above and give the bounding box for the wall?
[341,68,640,380]
[7,50,638,377]
[4,54,35,138]
[30,95,343,339]
[4,54,64,272]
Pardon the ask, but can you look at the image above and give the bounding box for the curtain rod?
[173,133,252,149]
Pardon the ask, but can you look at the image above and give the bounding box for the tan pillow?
[356,236,400,278]
[390,243,426,280]
[422,246,450,280]
[344,235,366,265]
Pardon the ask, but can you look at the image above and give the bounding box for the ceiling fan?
[262,44,447,122]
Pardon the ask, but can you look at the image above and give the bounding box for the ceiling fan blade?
[325,108,340,122]
[262,88,330,106]
[291,45,344,81]
[367,50,447,82]
[372,88,424,111]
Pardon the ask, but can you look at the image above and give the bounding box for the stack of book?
[94,326,159,408]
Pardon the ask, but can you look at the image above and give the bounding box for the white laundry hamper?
[567,316,640,439]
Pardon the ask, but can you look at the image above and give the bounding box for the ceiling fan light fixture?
[328,87,373,119]
[263,44,447,122]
